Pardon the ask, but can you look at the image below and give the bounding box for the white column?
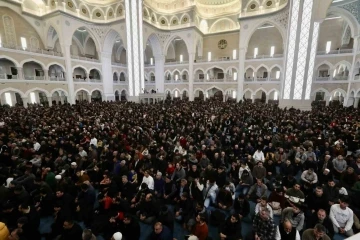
[22,97,28,108]
[344,37,359,106]
[354,97,360,108]
[60,96,65,105]
[155,54,165,93]
[61,44,75,104]
[88,94,92,103]
[325,96,330,106]
[189,52,195,101]
[47,96,52,106]
[237,48,246,102]
[17,67,23,79]
[44,70,49,81]
[101,51,115,101]
[125,0,144,99]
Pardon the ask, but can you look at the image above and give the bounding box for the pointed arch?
[245,0,261,10]
[91,88,103,95]
[181,88,189,94]
[315,60,334,70]
[244,19,285,49]
[267,88,280,95]
[172,88,181,94]
[70,26,101,54]
[25,87,50,97]
[225,66,238,73]
[327,7,359,37]
[255,64,270,72]
[170,15,180,25]
[105,7,115,18]
[20,59,46,69]
[205,86,224,94]
[91,7,105,17]
[254,87,268,95]
[50,88,69,96]
[103,29,123,53]
[208,18,239,33]
[75,88,90,95]
[72,65,89,74]
[245,66,255,71]
[311,87,330,96]
[143,7,150,20]
[79,3,91,17]
[333,60,351,69]
[158,16,169,26]
[46,62,66,71]
[144,33,163,57]
[0,88,25,98]
[180,13,191,24]
[0,55,20,67]
[269,64,283,72]
[330,88,347,96]
[163,35,190,57]
[205,66,225,73]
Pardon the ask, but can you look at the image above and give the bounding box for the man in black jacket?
[219,214,242,240]
[59,218,83,240]
[233,194,250,220]
[307,209,334,239]
[118,214,141,240]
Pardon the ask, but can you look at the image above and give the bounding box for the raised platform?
[279,99,312,111]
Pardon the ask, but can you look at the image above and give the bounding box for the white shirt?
[79,150,88,157]
[329,204,354,231]
[33,142,41,151]
[275,226,300,240]
[140,175,154,190]
[253,151,265,162]
[90,137,97,147]
[255,203,274,219]
[205,182,218,198]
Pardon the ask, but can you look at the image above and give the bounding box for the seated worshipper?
[186,202,208,232]
[36,187,56,217]
[300,168,318,190]
[139,170,154,190]
[341,166,357,189]
[329,196,354,237]
[204,180,218,208]
[188,164,201,182]
[77,183,96,227]
[248,208,276,240]
[252,161,267,181]
[216,188,233,211]
[189,178,205,203]
[219,214,242,240]
[131,183,152,209]
[82,229,97,240]
[283,174,296,192]
[323,178,340,210]
[318,168,333,186]
[120,175,136,201]
[157,206,175,233]
[154,172,165,198]
[268,189,286,216]
[332,155,347,179]
[192,213,208,240]
[116,214,141,240]
[285,182,305,206]
[275,219,300,240]
[136,193,159,224]
[281,204,305,232]
[255,197,274,219]
[302,224,331,240]
[174,192,194,224]
[215,166,227,188]
[18,203,41,238]
[58,218,83,240]
[307,209,334,239]
[174,179,189,203]
[253,148,265,163]
[163,174,177,204]
[235,169,253,198]
[233,193,250,220]
[172,162,186,183]
[306,186,327,215]
[246,178,268,203]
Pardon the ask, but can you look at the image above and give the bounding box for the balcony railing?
[164,79,189,83]
[71,55,100,62]
[50,77,65,81]
[246,54,283,60]
[165,61,189,65]
[194,57,237,63]
[112,62,127,67]
[24,76,45,80]
[317,49,353,55]
[0,74,18,80]
[316,77,330,81]
[194,78,237,83]
[245,77,281,82]
[145,80,156,84]
[114,80,128,84]
[315,76,349,81]
[0,43,63,56]
[355,75,360,80]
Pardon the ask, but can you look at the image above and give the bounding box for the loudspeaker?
[11,67,17,75]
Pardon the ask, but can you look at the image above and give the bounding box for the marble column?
[61,44,75,104]
[155,55,165,93]
[101,51,115,101]
[47,96,52,106]
[236,48,246,102]
[22,97,28,108]
[188,52,195,101]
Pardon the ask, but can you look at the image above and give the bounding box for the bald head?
[283,220,292,233]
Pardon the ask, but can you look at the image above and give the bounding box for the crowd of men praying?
[0,100,359,240]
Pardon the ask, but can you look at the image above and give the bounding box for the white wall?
[247,27,283,56]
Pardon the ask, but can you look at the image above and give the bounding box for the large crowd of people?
[0,100,359,240]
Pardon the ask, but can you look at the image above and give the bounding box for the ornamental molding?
[339,0,360,24]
